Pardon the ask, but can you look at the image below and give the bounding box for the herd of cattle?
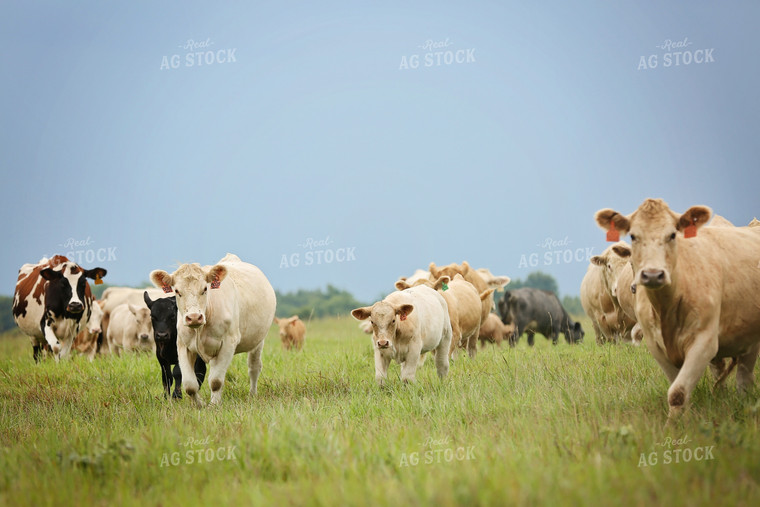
[9,199,760,417]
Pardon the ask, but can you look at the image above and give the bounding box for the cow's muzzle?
[66,302,84,313]
[184,313,204,327]
[640,269,668,288]
[140,334,150,341]
[154,331,170,341]
[376,339,390,349]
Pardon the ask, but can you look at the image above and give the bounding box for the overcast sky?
[2,1,758,303]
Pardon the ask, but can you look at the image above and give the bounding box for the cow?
[478,313,515,348]
[595,198,760,418]
[150,253,277,407]
[100,286,167,341]
[144,292,206,399]
[429,261,508,325]
[498,288,584,346]
[107,303,155,355]
[13,255,107,361]
[274,316,306,350]
[581,242,637,344]
[351,284,452,386]
[396,274,492,359]
[73,299,105,360]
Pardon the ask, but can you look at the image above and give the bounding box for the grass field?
[1,316,759,506]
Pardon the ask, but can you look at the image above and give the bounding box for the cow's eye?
[669,233,676,241]
[175,290,181,297]
[203,287,207,294]
[630,234,637,242]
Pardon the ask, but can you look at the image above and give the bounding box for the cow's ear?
[40,268,62,281]
[150,270,173,290]
[428,262,439,277]
[432,276,450,291]
[461,261,470,274]
[396,304,414,320]
[491,276,510,288]
[83,267,107,280]
[611,244,631,258]
[574,322,582,332]
[590,255,605,267]
[143,291,154,309]
[128,303,140,315]
[395,280,410,291]
[351,307,372,321]
[205,265,228,285]
[677,205,712,232]
[289,318,298,327]
[480,288,495,301]
[595,209,631,235]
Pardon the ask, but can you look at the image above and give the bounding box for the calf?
[150,253,277,407]
[478,313,515,348]
[107,303,155,355]
[144,292,206,399]
[595,198,760,418]
[498,288,584,346]
[13,255,106,361]
[352,285,452,386]
[274,316,306,350]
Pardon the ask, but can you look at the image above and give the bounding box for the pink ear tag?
[399,313,407,321]
[162,284,172,294]
[210,276,221,289]
[606,221,620,242]
[684,218,697,239]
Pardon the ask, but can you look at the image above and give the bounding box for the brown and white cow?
[274,316,306,350]
[150,253,276,407]
[13,255,106,361]
[73,299,105,360]
[352,284,452,386]
[595,198,760,418]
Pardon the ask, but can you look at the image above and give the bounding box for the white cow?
[107,303,155,355]
[352,285,452,386]
[100,286,167,341]
[150,253,276,406]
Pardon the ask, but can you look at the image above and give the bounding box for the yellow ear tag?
[94,274,103,285]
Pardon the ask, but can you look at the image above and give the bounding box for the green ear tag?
[442,282,449,291]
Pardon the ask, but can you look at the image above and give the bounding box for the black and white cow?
[13,255,107,361]
[144,292,206,399]
[498,287,584,346]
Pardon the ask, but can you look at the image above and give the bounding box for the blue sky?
[2,1,758,303]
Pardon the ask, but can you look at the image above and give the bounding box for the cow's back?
[388,286,450,351]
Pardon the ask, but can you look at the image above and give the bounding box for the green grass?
[0,317,759,506]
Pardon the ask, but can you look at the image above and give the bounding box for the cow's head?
[144,292,177,344]
[595,199,711,290]
[126,303,153,345]
[150,263,227,329]
[429,261,468,281]
[39,261,106,315]
[274,316,300,338]
[590,242,631,298]
[351,301,414,350]
[566,321,584,344]
[86,299,104,336]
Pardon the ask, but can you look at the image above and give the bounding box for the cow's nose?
[140,334,149,341]
[377,340,389,349]
[640,269,666,287]
[67,302,84,313]
[155,331,169,340]
[185,313,204,327]
[92,328,101,335]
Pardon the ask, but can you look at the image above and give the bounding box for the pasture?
[0,316,758,506]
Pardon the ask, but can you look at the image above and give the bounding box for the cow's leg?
[527,331,535,347]
[159,360,172,398]
[467,325,480,358]
[435,339,450,380]
[42,319,61,354]
[400,343,423,383]
[642,332,680,384]
[207,343,237,406]
[666,332,719,419]
[178,345,203,407]
[245,341,264,398]
[448,318,462,358]
[736,342,760,393]
[194,356,207,388]
[374,350,392,386]
[33,344,42,363]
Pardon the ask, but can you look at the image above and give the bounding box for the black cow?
[144,292,206,399]
[498,288,584,346]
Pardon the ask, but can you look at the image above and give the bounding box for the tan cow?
[478,313,515,348]
[595,198,760,419]
[107,303,155,355]
[274,316,306,350]
[429,261,506,325]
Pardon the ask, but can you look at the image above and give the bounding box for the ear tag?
[210,276,221,289]
[399,313,407,321]
[94,274,103,285]
[162,283,172,294]
[684,218,697,239]
[441,282,449,291]
[606,221,620,242]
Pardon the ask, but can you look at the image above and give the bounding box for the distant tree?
[562,295,584,317]
[275,285,368,320]
[507,271,559,295]
[0,296,15,334]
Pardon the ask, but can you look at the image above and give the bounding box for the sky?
[1,1,758,303]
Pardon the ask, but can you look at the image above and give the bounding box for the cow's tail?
[713,357,738,389]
